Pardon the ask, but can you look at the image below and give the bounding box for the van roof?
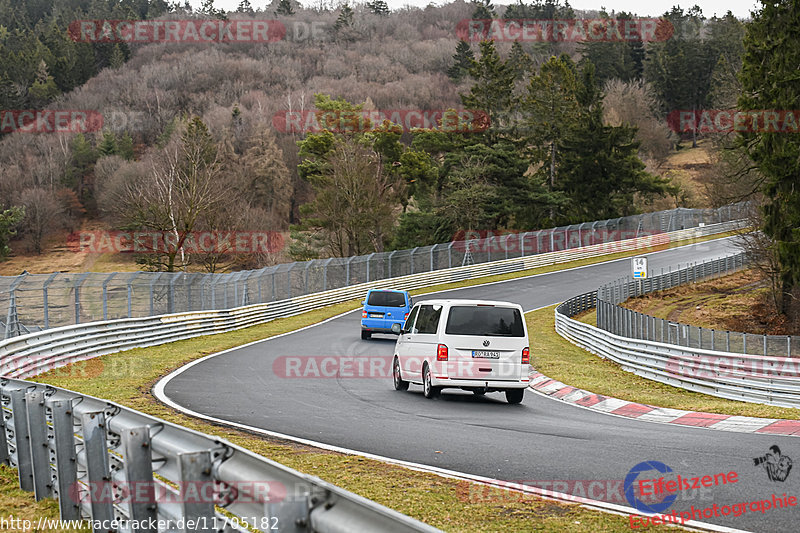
[415,299,521,308]
[368,288,408,293]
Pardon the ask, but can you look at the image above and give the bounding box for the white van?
[390,299,530,404]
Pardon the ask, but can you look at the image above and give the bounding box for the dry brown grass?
[621,268,797,336]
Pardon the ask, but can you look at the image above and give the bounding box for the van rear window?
[445,306,524,337]
[367,291,407,307]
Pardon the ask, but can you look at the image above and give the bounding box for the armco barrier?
[0,377,441,532]
[0,221,739,531]
[555,254,800,409]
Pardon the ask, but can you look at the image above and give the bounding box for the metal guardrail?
[555,253,800,408]
[0,221,740,531]
[0,204,748,338]
[594,252,800,357]
[0,377,441,533]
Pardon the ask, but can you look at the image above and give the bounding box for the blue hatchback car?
[360,289,412,339]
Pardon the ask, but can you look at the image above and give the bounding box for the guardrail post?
[7,387,34,491]
[47,397,80,521]
[25,389,50,501]
[178,451,215,532]
[122,426,158,526]
[81,411,114,525]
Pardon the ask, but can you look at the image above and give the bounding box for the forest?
[0,0,795,319]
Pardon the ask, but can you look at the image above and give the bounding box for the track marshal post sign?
[632,257,648,279]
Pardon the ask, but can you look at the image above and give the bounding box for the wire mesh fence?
[595,252,800,357]
[0,203,748,338]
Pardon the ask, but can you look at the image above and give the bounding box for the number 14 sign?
[632,257,647,279]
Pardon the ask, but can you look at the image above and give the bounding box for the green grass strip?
[1,231,740,533]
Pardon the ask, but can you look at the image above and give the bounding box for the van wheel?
[505,389,524,404]
[361,330,371,340]
[393,357,409,391]
[423,365,440,399]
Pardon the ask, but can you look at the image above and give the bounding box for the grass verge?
[2,231,740,532]
[530,305,799,419]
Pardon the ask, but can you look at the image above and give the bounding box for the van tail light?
[362,310,367,318]
[437,344,448,361]
[522,347,530,364]
[404,313,409,319]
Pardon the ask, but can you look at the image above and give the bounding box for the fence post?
[367,252,375,282]
[323,258,333,291]
[149,272,164,316]
[287,263,295,298]
[101,272,117,320]
[73,272,90,324]
[346,257,354,286]
[447,243,453,269]
[411,247,419,274]
[126,271,142,318]
[43,272,59,329]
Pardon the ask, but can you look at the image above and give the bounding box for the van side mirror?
[361,301,365,305]
[391,323,402,334]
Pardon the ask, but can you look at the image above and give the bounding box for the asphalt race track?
[161,237,799,532]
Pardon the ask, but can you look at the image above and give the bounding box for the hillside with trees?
[0,0,752,274]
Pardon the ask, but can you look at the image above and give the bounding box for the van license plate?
[472,350,500,359]
[369,313,384,318]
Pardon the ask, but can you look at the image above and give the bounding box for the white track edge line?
[152,236,747,532]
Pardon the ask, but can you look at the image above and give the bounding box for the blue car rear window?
[367,292,407,307]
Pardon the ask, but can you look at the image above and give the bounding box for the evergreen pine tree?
[276,0,295,16]
[118,132,135,160]
[366,0,389,16]
[109,44,125,69]
[98,130,118,156]
[447,40,475,81]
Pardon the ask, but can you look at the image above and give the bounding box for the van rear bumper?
[431,377,529,389]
